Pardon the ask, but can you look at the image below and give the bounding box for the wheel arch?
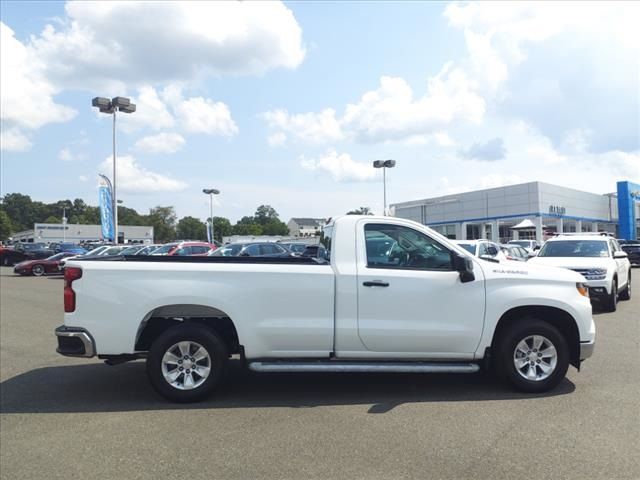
[491,305,581,369]
[135,304,241,354]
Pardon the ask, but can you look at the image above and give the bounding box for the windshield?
[457,243,476,254]
[538,240,609,258]
[85,246,106,256]
[120,246,142,255]
[509,241,531,248]
[151,244,177,255]
[46,253,67,261]
[283,243,306,253]
[210,244,243,256]
[21,243,47,251]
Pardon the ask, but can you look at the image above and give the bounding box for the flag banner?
[98,175,114,242]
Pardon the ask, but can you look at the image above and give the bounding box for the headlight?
[576,282,589,298]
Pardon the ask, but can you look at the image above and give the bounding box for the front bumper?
[55,325,96,358]
[580,340,595,361]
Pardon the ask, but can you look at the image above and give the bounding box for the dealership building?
[391,180,640,243]
[11,223,154,244]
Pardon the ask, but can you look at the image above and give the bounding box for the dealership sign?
[548,205,566,215]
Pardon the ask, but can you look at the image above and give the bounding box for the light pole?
[373,159,396,216]
[92,96,136,244]
[202,189,220,242]
[62,207,67,242]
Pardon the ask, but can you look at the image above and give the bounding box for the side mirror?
[454,254,475,283]
[534,245,541,251]
[613,251,628,259]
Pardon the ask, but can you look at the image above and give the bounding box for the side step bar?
[248,361,480,374]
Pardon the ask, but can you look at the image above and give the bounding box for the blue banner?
[98,175,114,242]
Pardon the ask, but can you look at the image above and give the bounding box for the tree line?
[0,193,289,243]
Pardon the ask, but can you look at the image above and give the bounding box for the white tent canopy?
[510,219,537,230]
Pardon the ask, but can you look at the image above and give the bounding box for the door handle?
[363,280,389,287]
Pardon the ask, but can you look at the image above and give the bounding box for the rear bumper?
[55,326,95,358]
[580,340,595,361]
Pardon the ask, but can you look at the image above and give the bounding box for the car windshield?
[85,246,107,256]
[509,241,531,248]
[537,240,609,258]
[152,244,177,254]
[21,243,46,251]
[46,253,67,261]
[285,244,307,253]
[120,246,142,255]
[457,243,476,254]
[210,244,243,256]
[102,247,125,255]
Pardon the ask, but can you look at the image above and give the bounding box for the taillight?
[64,267,82,312]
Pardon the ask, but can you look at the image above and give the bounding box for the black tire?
[31,264,45,276]
[603,279,618,312]
[146,323,228,403]
[496,319,569,393]
[619,273,631,301]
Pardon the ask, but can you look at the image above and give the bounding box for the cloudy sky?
[1,1,638,222]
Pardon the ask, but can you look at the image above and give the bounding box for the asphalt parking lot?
[1,267,638,480]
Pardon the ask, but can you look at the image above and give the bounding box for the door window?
[243,245,261,256]
[364,223,454,271]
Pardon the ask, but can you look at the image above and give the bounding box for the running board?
[248,361,480,374]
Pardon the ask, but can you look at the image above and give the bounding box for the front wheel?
[31,264,45,276]
[619,273,631,301]
[497,319,569,393]
[146,323,228,403]
[603,279,618,312]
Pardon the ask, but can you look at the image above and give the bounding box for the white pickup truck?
[56,215,595,402]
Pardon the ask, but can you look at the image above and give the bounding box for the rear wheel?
[619,273,631,301]
[496,319,569,393]
[31,264,45,276]
[603,279,618,312]
[146,323,228,403]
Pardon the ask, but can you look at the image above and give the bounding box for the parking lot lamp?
[92,96,136,244]
[202,189,220,242]
[373,159,396,216]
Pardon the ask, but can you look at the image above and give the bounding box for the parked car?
[13,252,78,276]
[452,240,507,262]
[620,242,640,267]
[210,242,292,257]
[500,244,530,262]
[528,234,631,311]
[301,244,327,259]
[0,246,28,266]
[278,242,308,256]
[53,243,87,255]
[14,243,54,260]
[508,240,541,252]
[136,244,163,255]
[151,242,216,256]
[57,215,595,402]
[119,245,147,255]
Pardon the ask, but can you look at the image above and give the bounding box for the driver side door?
[356,222,486,358]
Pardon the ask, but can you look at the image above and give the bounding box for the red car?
[13,252,78,276]
[150,241,217,256]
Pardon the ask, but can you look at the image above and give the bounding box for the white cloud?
[262,108,343,144]
[343,71,485,143]
[267,132,287,147]
[0,127,33,152]
[444,2,640,153]
[116,85,175,133]
[78,175,88,182]
[0,23,76,133]
[58,148,73,161]
[134,132,185,154]
[300,149,377,182]
[28,1,305,91]
[174,97,238,136]
[99,155,188,193]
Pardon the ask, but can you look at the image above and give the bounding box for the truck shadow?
[0,360,575,415]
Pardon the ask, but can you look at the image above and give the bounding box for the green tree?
[0,210,13,241]
[261,219,289,235]
[210,217,233,243]
[346,207,373,215]
[232,223,263,236]
[147,206,177,243]
[177,216,207,241]
[44,215,59,224]
[254,205,280,225]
